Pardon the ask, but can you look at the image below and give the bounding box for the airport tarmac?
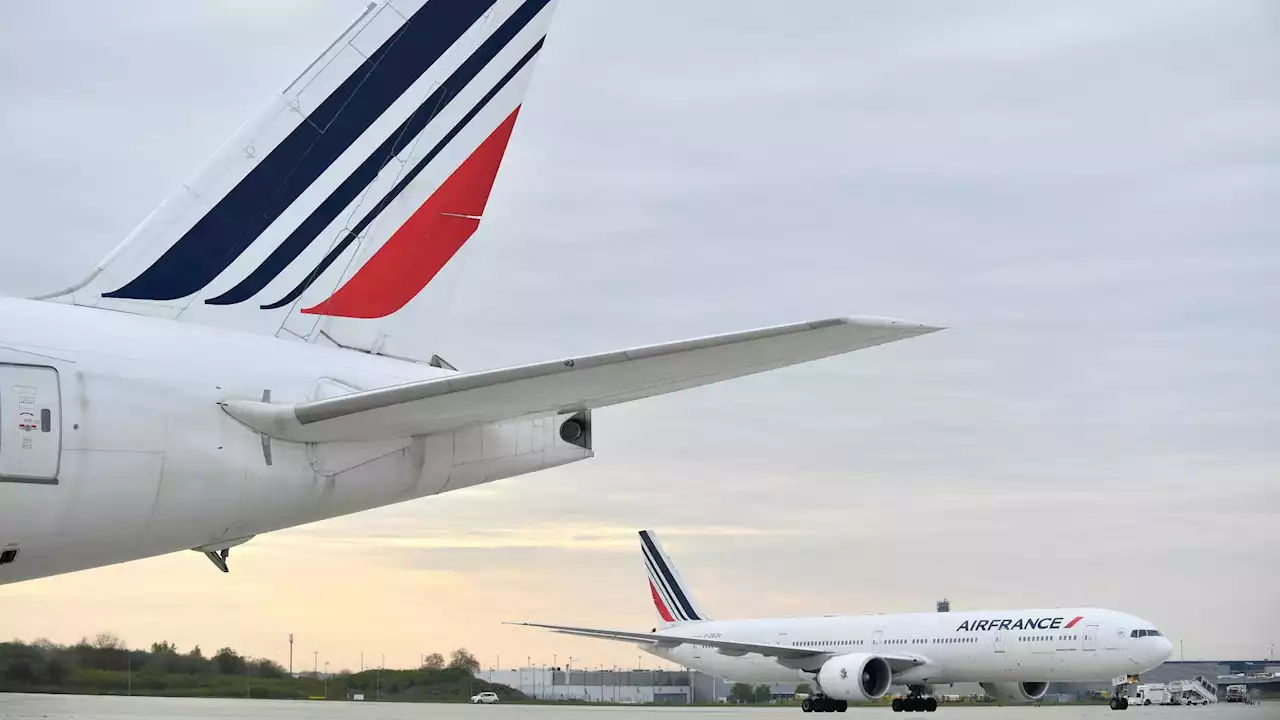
[0,694,1270,720]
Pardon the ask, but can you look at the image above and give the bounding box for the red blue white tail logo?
[67,0,558,347]
[640,530,708,624]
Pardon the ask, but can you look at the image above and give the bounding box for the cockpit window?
[1131,629,1161,638]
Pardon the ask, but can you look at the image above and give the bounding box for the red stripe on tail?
[302,107,522,319]
[1064,616,1084,629]
[649,580,675,623]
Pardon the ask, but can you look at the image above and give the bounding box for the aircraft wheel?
[892,697,903,712]
[801,697,813,712]
[925,697,938,712]
[837,700,848,712]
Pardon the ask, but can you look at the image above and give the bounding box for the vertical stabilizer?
[42,0,560,363]
[639,530,708,625]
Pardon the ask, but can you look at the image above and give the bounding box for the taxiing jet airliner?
[0,1,940,585]
[511,531,1173,713]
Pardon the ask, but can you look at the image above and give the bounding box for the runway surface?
[0,695,1270,720]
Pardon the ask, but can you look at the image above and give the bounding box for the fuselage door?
[1083,625,1098,651]
[872,630,883,649]
[0,364,61,484]
[994,630,1006,653]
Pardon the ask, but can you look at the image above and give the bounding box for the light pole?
[289,634,294,676]
[314,651,318,674]
[324,662,329,699]
[1180,640,1184,661]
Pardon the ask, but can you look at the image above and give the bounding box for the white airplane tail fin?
[43,0,559,362]
[640,530,708,626]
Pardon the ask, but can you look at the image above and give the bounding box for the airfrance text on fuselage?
[956,616,1082,632]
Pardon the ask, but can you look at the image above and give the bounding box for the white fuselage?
[645,608,1172,686]
[0,297,590,584]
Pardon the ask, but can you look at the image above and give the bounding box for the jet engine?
[980,681,1049,704]
[816,653,893,702]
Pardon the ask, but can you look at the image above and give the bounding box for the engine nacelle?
[816,653,893,702]
[981,681,1049,704]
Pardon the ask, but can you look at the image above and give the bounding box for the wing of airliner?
[504,621,926,673]
[222,316,940,442]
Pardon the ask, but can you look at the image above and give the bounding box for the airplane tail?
[42,0,559,363]
[640,530,709,626]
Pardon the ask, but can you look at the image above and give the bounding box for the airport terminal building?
[479,668,704,703]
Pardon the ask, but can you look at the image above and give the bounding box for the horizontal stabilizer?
[223,316,941,442]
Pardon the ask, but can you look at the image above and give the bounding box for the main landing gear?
[1109,695,1130,710]
[801,695,848,713]
[892,687,938,712]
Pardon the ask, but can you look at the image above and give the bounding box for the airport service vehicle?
[1225,684,1259,704]
[511,530,1174,713]
[1168,677,1217,705]
[471,691,499,704]
[1131,683,1170,705]
[0,1,940,586]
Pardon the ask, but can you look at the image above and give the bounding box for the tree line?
[0,634,508,701]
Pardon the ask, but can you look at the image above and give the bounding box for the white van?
[1132,684,1170,706]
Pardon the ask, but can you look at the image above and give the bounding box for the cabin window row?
[794,640,866,647]
[792,638,980,647]
[1018,634,1078,642]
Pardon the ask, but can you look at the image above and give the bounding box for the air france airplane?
[511,531,1174,713]
[0,1,941,585]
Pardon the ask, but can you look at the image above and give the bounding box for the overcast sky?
[1,0,1277,673]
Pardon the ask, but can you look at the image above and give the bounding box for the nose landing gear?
[1109,675,1133,710]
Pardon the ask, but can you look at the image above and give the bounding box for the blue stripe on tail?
[210,0,551,307]
[640,531,702,621]
[105,0,496,301]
